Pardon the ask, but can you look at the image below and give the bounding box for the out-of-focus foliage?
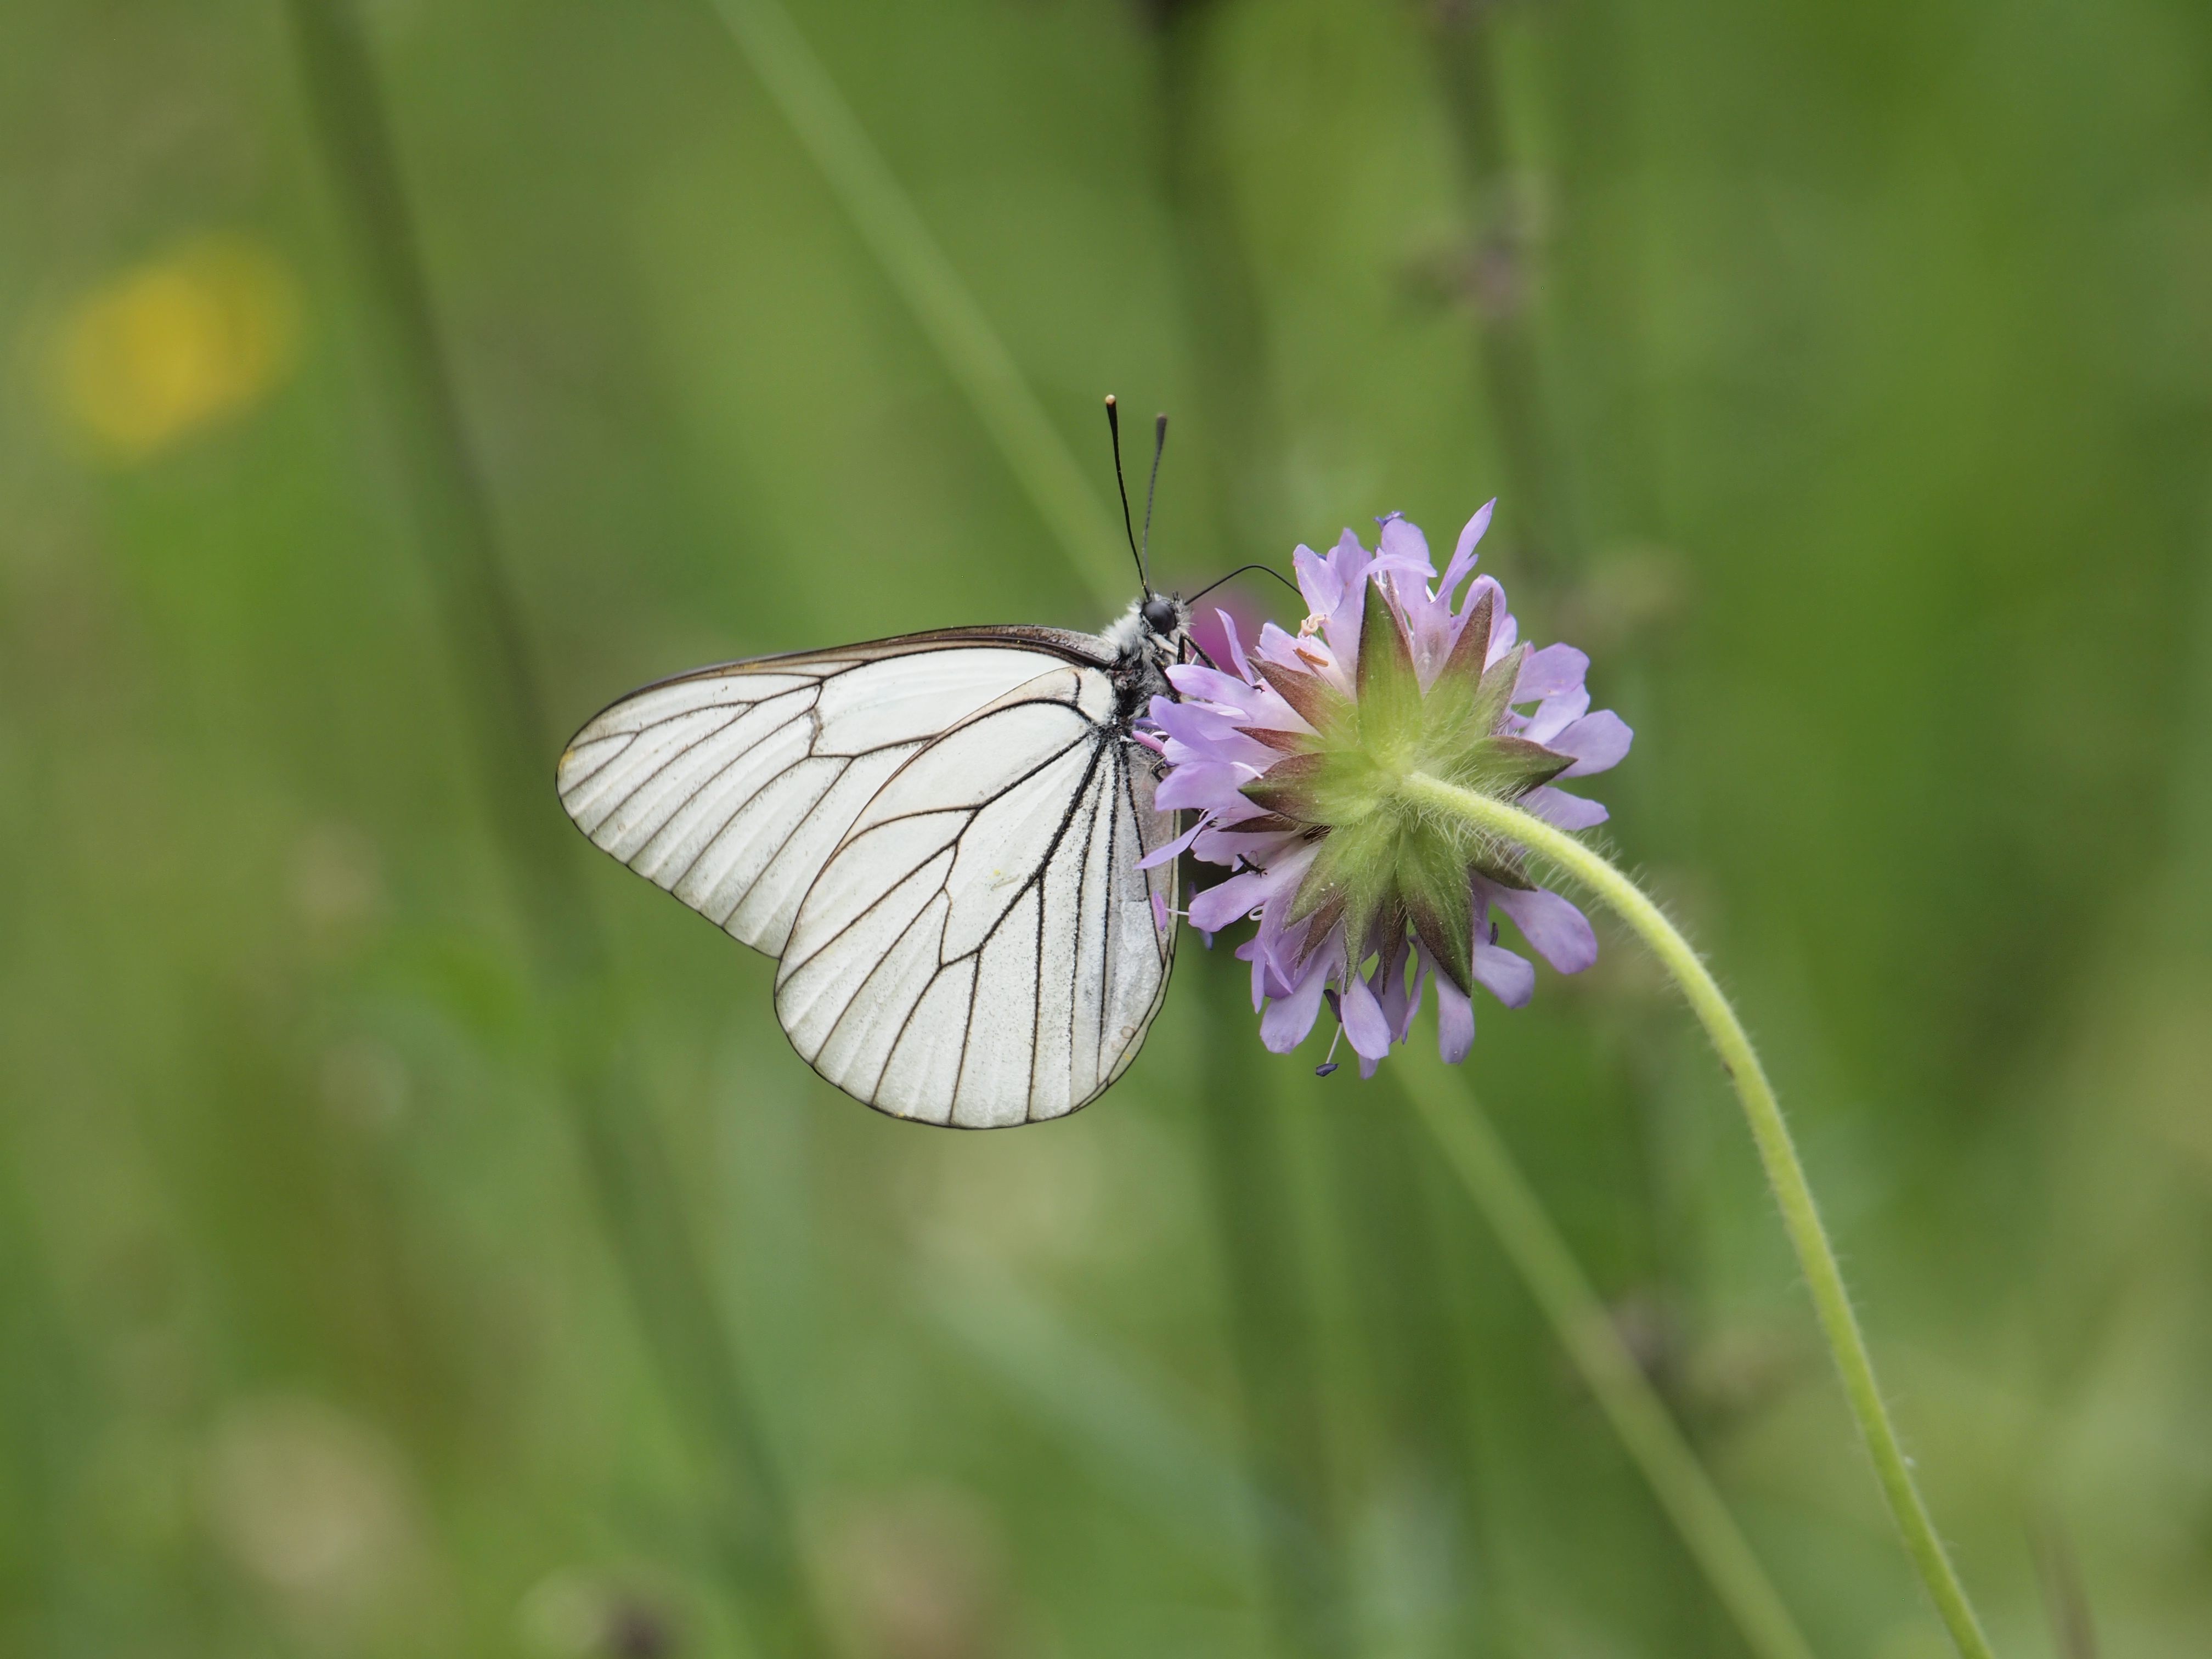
[2,1,2208,1656]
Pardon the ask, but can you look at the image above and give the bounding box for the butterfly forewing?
[557,625,1180,1127]
[556,631,1101,956]
[775,664,1177,1128]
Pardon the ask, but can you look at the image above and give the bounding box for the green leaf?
[1466,642,1527,737]
[1421,628,1519,773]
[1453,734,1575,798]
[1254,659,1352,736]
[1356,587,1425,761]
[1241,752,1329,822]
[1235,724,1312,754]
[1287,885,1347,967]
[1399,829,1475,993]
[1288,812,1398,960]
[1439,588,1496,684]
[1468,839,1535,890]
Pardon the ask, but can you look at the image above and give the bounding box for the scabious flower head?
[1143,504,1632,1076]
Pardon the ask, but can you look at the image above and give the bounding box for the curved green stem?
[705,0,1128,614]
[1399,771,1996,1659]
[1398,1064,1819,1659]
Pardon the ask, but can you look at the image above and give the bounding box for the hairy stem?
[1398,772,1996,1659]
[1397,1062,1817,1659]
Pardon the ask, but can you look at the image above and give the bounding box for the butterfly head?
[1148,594,1195,676]
[1104,397,1183,665]
[1103,591,1189,665]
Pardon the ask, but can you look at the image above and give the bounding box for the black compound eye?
[1142,596,1178,635]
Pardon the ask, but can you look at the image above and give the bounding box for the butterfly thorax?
[1101,596,1189,724]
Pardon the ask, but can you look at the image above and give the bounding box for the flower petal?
[1515,642,1589,703]
[1453,573,1504,642]
[1401,961,1427,1041]
[1371,934,1424,1043]
[1329,527,1373,590]
[1552,709,1634,777]
[1193,820,1305,864]
[1189,842,1316,930]
[1432,969,1475,1064]
[1189,871,1264,932]
[1233,933,1279,1009]
[1340,972,1392,1060]
[1253,620,1305,665]
[1486,607,1519,665]
[1439,500,1494,597]
[1291,543,1341,619]
[1188,873,1263,933]
[1472,940,1535,1008]
[1165,664,1263,706]
[1150,695,1252,748]
[1156,765,1252,814]
[1261,950,1331,1052]
[1216,607,1251,679]
[1524,686,1589,744]
[1523,785,1609,830]
[1491,885,1598,974]
[1389,569,1458,676]
[1323,533,1371,673]
[1374,513,1435,581]
[1137,816,1204,870]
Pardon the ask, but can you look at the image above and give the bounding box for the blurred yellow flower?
[52,234,302,460]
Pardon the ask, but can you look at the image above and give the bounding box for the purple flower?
[1146,504,1630,1076]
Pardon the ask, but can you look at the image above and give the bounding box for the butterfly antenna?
[1141,412,1168,589]
[1104,396,1147,594]
[1187,562,1303,606]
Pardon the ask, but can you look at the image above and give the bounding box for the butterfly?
[557,402,1198,1129]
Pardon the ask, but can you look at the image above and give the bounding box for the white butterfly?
[566,405,1216,1132]
[556,600,1189,1128]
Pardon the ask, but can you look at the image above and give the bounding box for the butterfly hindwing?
[774,665,1178,1127]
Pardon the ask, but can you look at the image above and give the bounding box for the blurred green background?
[4,1,2209,1655]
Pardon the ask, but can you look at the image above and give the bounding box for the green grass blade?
[706,0,1130,614]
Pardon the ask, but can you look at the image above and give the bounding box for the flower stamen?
[1315,1023,1345,1078]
